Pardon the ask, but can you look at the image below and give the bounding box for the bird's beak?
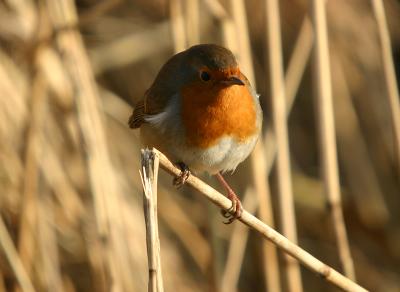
[220,76,245,86]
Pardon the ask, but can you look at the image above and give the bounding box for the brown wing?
[128,50,185,129]
[128,98,146,128]
[128,86,173,129]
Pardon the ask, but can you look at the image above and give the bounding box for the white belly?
[177,135,258,174]
[140,123,258,174]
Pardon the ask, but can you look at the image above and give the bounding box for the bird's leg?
[173,162,191,188]
[215,172,243,224]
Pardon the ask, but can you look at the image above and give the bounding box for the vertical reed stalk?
[170,0,186,53]
[203,0,237,54]
[265,0,303,291]
[221,188,258,292]
[251,142,282,292]
[230,0,255,84]
[140,149,164,292]
[46,1,136,290]
[38,194,64,292]
[284,17,314,112]
[17,73,47,286]
[371,0,400,177]
[230,1,281,290]
[185,0,200,46]
[311,0,356,280]
[331,53,388,226]
[264,16,314,175]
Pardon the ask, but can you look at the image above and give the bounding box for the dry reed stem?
[158,189,211,273]
[371,0,400,177]
[153,157,163,292]
[46,1,136,290]
[221,188,258,292]
[79,0,122,26]
[40,106,85,224]
[0,49,28,127]
[248,20,313,281]
[185,0,200,46]
[311,0,356,280]
[140,149,164,292]
[85,228,108,292]
[36,46,73,110]
[285,17,314,111]
[263,16,314,175]
[0,50,31,289]
[0,216,36,292]
[203,0,227,20]
[37,194,64,292]
[229,1,281,290]
[152,148,368,292]
[265,14,314,174]
[265,0,303,291]
[170,0,186,53]
[0,0,37,41]
[45,0,106,239]
[331,53,388,227]
[0,274,6,292]
[17,24,54,287]
[17,73,47,285]
[90,21,171,74]
[203,0,235,50]
[40,136,85,224]
[202,1,239,62]
[251,142,282,292]
[230,0,255,85]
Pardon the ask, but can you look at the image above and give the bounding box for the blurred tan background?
[0,0,400,291]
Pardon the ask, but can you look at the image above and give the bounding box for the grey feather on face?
[185,44,238,70]
[180,44,240,85]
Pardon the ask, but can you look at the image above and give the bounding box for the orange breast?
[181,82,257,148]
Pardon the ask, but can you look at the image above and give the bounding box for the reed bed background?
[0,0,399,291]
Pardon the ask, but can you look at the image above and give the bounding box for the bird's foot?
[216,172,243,224]
[173,162,191,188]
[220,190,243,224]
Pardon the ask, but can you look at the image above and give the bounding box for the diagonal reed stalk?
[148,148,368,292]
[311,0,356,280]
[265,0,303,291]
[0,216,35,292]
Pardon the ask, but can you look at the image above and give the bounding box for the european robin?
[129,44,262,223]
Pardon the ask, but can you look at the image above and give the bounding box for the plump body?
[129,44,262,174]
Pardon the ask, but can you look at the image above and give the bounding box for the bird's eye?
[200,71,211,81]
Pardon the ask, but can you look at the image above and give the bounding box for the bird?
[129,44,262,223]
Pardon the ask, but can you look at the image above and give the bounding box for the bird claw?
[173,162,190,188]
[220,191,243,224]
